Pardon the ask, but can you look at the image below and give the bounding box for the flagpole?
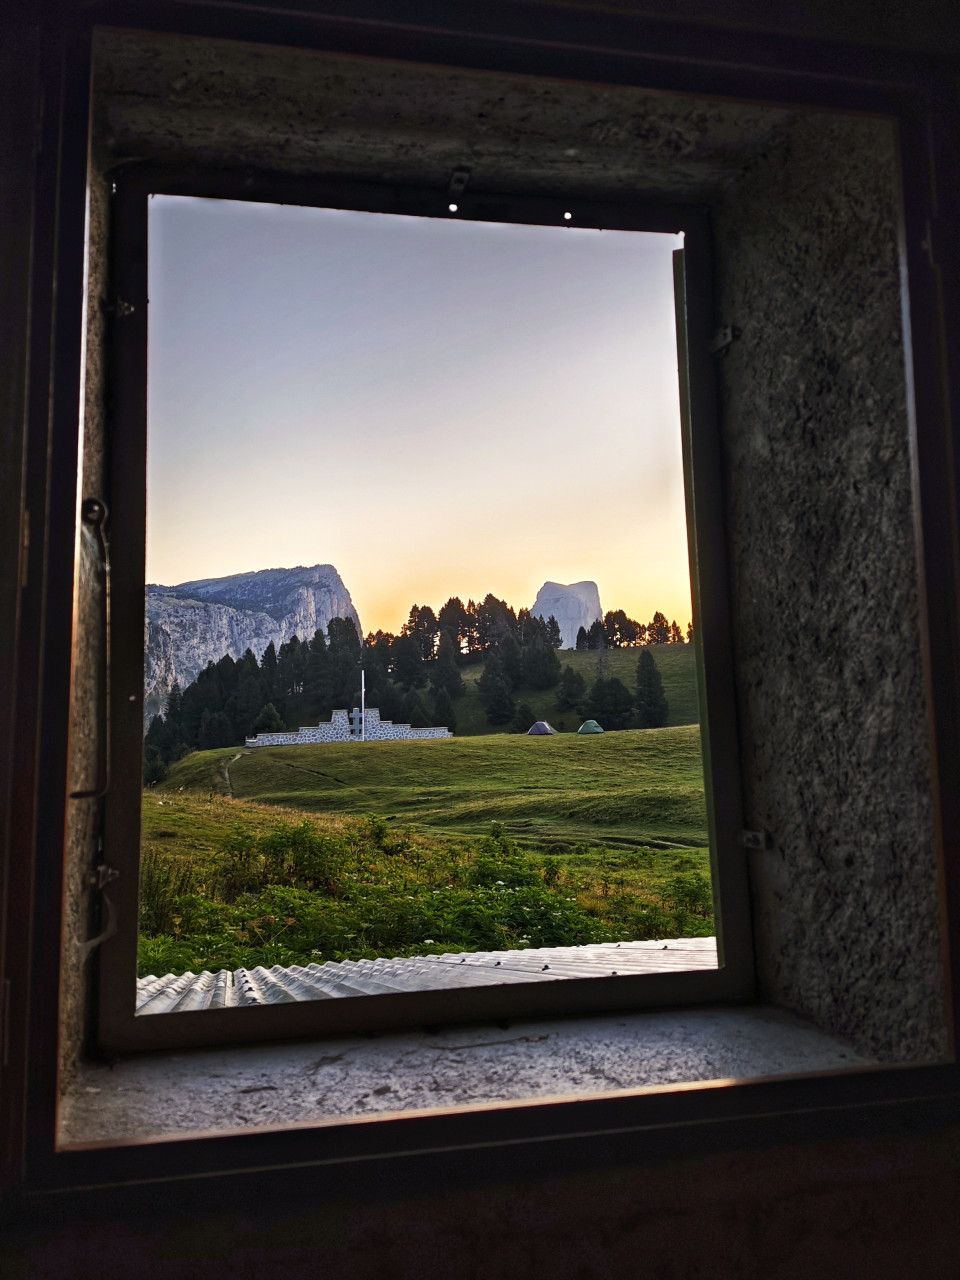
[361,667,365,742]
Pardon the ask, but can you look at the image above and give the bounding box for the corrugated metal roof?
[136,938,717,1014]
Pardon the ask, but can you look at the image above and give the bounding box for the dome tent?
[526,721,557,735]
[577,719,604,734]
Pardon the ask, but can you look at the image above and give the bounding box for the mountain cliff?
[530,580,603,649]
[145,565,361,723]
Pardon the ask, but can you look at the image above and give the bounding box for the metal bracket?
[101,296,135,319]
[447,167,471,203]
[741,829,771,851]
[709,325,741,355]
[80,863,120,962]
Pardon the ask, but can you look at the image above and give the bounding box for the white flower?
[423,939,435,945]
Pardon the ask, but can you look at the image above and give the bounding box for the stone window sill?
[59,1003,872,1147]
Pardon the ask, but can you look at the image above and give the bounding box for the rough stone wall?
[712,114,946,1061]
[247,708,452,747]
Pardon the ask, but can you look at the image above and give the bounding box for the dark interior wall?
[0,12,41,1191]
[4,0,960,1273]
[517,0,960,57]
[711,114,945,1062]
[9,1123,960,1279]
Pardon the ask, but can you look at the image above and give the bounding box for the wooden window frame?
[96,165,753,1054]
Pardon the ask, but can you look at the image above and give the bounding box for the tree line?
[144,596,686,782]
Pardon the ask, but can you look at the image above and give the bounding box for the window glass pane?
[138,196,715,1014]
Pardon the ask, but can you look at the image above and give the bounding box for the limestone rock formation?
[530,580,603,649]
[144,565,361,723]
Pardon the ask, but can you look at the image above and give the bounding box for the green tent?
[577,719,604,734]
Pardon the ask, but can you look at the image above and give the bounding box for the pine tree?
[302,629,333,719]
[370,678,406,724]
[199,709,234,750]
[582,676,634,730]
[478,655,516,724]
[328,617,362,706]
[557,665,586,711]
[431,629,464,697]
[482,676,516,725]
[575,626,588,651]
[545,615,563,649]
[164,681,184,743]
[391,633,425,688]
[636,648,669,728]
[402,604,440,661]
[401,688,430,728]
[646,611,671,646]
[512,701,536,733]
[259,640,278,694]
[498,633,523,689]
[520,617,561,690]
[432,686,456,733]
[437,597,470,653]
[226,667,267,742]
[251,702,285,734]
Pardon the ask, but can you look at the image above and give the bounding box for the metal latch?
[710,325,741,355]
[80,863,120,961]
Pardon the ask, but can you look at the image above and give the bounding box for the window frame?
[8,0,960,1211]
[95,164,753,1054]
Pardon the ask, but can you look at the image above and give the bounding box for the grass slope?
[449,643,698,736]
[161,726,708,852]
[141,729,713,974]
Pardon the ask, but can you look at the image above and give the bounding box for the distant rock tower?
[530,581,603,649]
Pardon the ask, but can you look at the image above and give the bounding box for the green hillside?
[161,724,707,852]
[143,727,712,974]
[447,643,699,736]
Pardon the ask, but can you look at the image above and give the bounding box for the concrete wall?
[64,33,948,1070]
[247,708,452,747]
[712,114,945,1062]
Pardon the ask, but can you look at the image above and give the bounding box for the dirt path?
[220,752,243,797]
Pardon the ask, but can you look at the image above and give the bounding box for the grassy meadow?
[450,643,699,736]
[140,727,713,977]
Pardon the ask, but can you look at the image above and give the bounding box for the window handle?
[70,498,111,800]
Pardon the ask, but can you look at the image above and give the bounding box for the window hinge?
[741,829,771,851]
[101,296,135,319]
[710,325,741,355]
[80,863,120,962]
[20,507,29,589]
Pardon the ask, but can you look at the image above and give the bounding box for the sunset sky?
[147,196,692,636]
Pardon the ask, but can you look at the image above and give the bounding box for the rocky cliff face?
[144,565,361,723]
[530,580,603,649]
